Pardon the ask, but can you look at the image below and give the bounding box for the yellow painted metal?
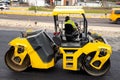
[59,41,112,70]
[8,36,112,70]
[53,6,85,16]
[9,37,54,69]
[82,41,112,70]
[90,48,111,70]
[59,47,82,71]
[109,8,120,22]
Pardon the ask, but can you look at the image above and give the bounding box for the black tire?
[5,47,30,72]
[116,19,120,24]
[83,54,110,76]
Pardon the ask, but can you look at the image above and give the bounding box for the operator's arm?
[71,21,77,30]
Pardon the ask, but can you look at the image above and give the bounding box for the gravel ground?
[0,19,120,51]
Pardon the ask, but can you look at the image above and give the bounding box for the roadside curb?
[0,10,109,18]
[0,11,52,16]
[10,7,28,11]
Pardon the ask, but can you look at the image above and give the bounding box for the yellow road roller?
[5,6,112,76]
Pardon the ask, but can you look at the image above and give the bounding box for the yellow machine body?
[5,6,112,76]
[59,41,112,71]
[9,37,54,69]
[9,37,112,70]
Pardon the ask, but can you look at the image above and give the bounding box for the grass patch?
[29,6,114,13]
[29,6,53,12]
[84,7,111,13]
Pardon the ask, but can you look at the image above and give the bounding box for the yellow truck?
[109,8,120,24]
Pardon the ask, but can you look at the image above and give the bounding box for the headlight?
[99,48,107,57]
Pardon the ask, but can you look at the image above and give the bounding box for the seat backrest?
[65,24,74,34]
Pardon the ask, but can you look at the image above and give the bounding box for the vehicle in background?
[0,3,9,10]
[45,3,50,7]
[77,2,102,7]
[109,8,120,24]
[116,2,120,5]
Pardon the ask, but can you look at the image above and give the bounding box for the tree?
[100,0,108,7]
[10,0,12,6]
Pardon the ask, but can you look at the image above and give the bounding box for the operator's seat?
[64,24,78,41]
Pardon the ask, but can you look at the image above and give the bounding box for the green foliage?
[84,7,111,13]
[85,9,110,13]
[99,0,116,2]
[29,6,52,12]
[28,6,119,13]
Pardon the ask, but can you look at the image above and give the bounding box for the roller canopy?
[53,6,85,15]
